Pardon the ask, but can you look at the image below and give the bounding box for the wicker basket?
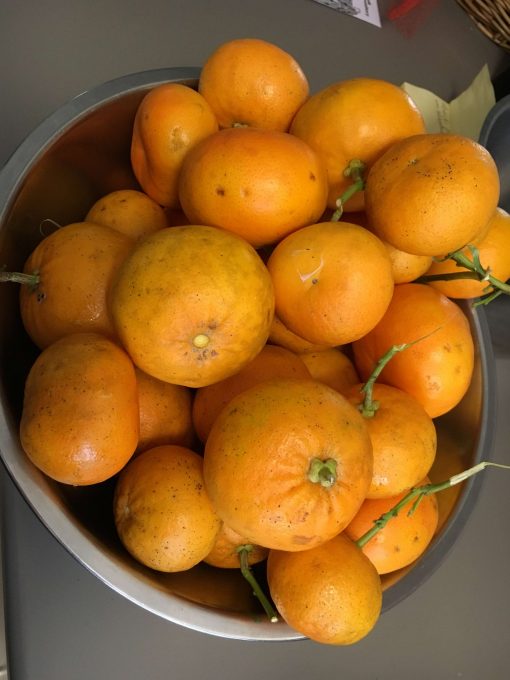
[456,0,510,52]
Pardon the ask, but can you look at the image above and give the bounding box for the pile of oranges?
[8,38,510,645]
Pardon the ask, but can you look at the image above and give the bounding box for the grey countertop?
[1,1,510,678]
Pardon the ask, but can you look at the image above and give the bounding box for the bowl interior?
[0,69,496,641]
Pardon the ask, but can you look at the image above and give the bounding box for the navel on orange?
[110,225,275,388]
[178,127,329,247]
[203,377,373,552]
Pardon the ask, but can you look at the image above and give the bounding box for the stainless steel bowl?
[0,68,497,641]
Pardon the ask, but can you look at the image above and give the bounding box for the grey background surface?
[1,1,510,678]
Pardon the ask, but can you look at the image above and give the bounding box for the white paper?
[310,0,381,28]
[401,65,496,141]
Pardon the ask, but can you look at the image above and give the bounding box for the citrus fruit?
[267,533,382,645]
[290,77,425,211]
[130,82,219,208]
[198,37,309,131]
[423,207,510,299]
[110,225,275,387]
[178,127,329,247]
[18,221,133,349]
[345,382,437,498]
[203,377,373,551]
[85,189,169,240]
[20,332,139,485]
[113,444,221,572]
[365,133,500,256]
[135,367,194,453]
[352,283,474,418]
[266,221,394,346]
[192,344,311,442]
[345,479,439,574]
[203,523,269,569]
[268,315,330,354]
[299,347,359,395]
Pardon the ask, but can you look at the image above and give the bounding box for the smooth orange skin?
[299,348,359,395]
[135,368,195,453]
[352,283,474,419]
[266,221,394,346]
[268,315,330,354]
[345,479,439,574]
[198,38,309,132]
[20,333,139,486]
[290,78,425,211]
[203,523,269,569]
[345,383,437,499]
[110,225,275,388]
[19,222,133,349]
[192,344,311,443]
[178,127,329,248]
[365,133,500,256]
[425,207,510,298]
[267,533,382,645]
[130,83,219,208]
[203,378,373,552]
[114,445,221,572]
[85,189,170,240]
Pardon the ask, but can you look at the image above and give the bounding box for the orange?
[135,367,194,453]
[352,283,475,418]
[345,382,437,498]
[267,533,382,645]
[130,83,219,208]
[198,38,309,131]
[18,221,133,349]
[365,133,500,256]
[178,127,329,247]
[339,210,432,283]
[113,445,221,572]
[345,478,439,574]
[266,221,394,346]
[424,207,510,299]
[192,344,311,442]
[299,347,359,395]
[203,377,373,552]
[85,189,169,240]
[290,78,425,211]
[110,225,275,387]
[268,315,330,354]
[20,333,139,486]
[203,523,269,569]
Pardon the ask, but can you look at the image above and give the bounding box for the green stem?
[359,328,441,418]
[0,270,40,288]
[355,461,510,549]
[237,545,278,623]
[331,159,366,222]
[308,457,338,488]
[418,245,510,303]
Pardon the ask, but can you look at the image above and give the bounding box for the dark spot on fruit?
[216,187,225,196]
